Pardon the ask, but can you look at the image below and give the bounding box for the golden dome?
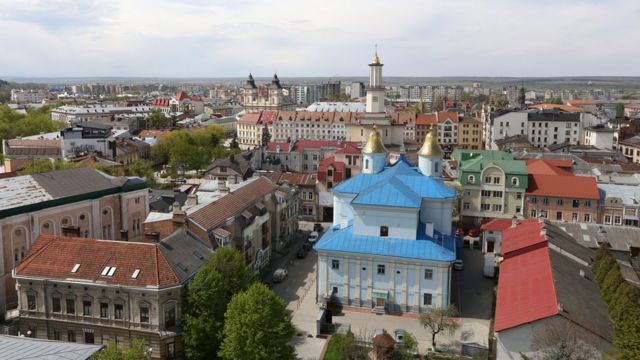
[418,127,443,157]
[362,126,386,154]
[371,52,381,65]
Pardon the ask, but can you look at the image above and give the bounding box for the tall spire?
[370,44,381,65]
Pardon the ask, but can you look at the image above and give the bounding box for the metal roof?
[333,159,455,206]
[0,334,104,360]
[315,222,456,262]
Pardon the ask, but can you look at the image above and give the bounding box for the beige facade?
[460,165,526,221]
[457,118,483,150]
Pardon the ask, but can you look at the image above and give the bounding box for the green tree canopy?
[146,108,170,129]
[219,282,296,360]
[150,125,229,172]
[0,105,65,142]
[19,159,81,175]
[182,247,256,360]
[91,339,148,360]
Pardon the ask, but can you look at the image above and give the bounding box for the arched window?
[468,175,475,183]
[511,177,519,186]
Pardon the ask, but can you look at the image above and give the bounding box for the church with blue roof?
[315,123,458,314]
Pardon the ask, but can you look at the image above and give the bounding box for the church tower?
[362,125,387,174]
[418,127,443,177]
[366,49,385,114]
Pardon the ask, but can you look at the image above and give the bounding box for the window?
[114,304,124,320]
[140,306,150,323]
[542,198,549,205]
[493,191,503,198]
[584,214,591,222]
[66,298,75,314]
[511,177,519,186]
[605,215,612,224]
[164,304,177,328]
[83,300,92,316]
[516,206,522,213]
[585,200,591,208]
[423,293,433,306]
[331,259,340,270]
[424,269,433,280]
[493,177,500,184]
[377,264,385,275]
[557,199,563,206]
[167,343,176,360]
[53,330,61,340]
[530,197,537,203]
[572,213,578,222]
[492,204,503,212]
[100,303,108,318]
[481,190,491,197]
[531,209,537,218]
[68,330,76,342]
[52,296,61,313]
[614,216,622,225]
[467,175,475,183]
[556,211,563,220]
[463,202,470,210]
[380,226,389,237]
[84,332,94,344]
[27,294,36,311]
[481,204,490,211]
[327,169,333,177]
[572,200,580,208]
[484,176,491,183]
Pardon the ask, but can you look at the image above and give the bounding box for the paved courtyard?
[272,227,495,358]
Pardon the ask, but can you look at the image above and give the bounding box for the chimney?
[144,232,160,243]
[425,222,434,238]
[186,194,198,207]
[218,178,229,193]
[172,201,186,227]
[511,215,518,228]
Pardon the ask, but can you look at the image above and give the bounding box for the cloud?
[0,0,638,77]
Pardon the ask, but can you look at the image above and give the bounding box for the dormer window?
[511,177,519,186]
[468,175,475,183]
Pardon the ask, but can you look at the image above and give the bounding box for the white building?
[583,125,617,150]
[10,89,48,104]
[315,127,457,314]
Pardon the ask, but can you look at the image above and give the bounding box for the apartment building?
[453,150,528,225]
[0,168,149,316]
[597,183,640,227]
[51,105,150,132]
[524,160,599,223]
[261,171,317,222]
[457,117,483,150]
[618,135,640,164]
[262,140,360,173]
[13,230,212,359]
[583,125,617,150]
[10,89,48,104]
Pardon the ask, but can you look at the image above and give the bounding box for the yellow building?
[457,117,483,150]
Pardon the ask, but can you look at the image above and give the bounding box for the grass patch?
[323,333,354,360]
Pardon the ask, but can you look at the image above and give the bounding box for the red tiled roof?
[335,144,361,155]
[416,113,437,126]
[238,113,261,125]
[175,91,188,101]
[501,219,545,255]
[480,219,514,232]
[566,100,599,106]
[266,140,359,153]
[525,159,573,176]
[278,172,316,186]
[494,245,558,332]
[266,142,290,152]
[526,173,599,199]
[139,129,171,139]
[437,111,460,123]
[152,98,170,107]
[15,235,180,287]
[260,111,278,125]
[318,156,346,172]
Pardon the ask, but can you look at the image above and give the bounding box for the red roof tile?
[480,219,514,232]
[524,159,573,176]
[238,113,261,125]
[15,235,180,288]
[175,91,188,101]
[416,113,437,126]
[334,144,361,155]
[494,245,558,332]
[501,219,546,255]
[266,142,290,152]
[526,173,599,199]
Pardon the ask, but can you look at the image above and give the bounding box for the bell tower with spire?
[366,46,385,114]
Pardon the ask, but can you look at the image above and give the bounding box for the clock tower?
[366,49,385,113]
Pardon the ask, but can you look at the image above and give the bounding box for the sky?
[0,0,639,78]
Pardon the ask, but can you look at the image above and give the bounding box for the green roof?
[455,149,528,188]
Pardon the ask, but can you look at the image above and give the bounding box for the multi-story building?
[349,82,365,100]
[242,74,296,112]
[262,140,360,173]
[315,127,457,314]
[10,89,48,104]
[260,171,315,222]
[597,183,640,227]
[0,168,149,317]
[236,111,277,149]
[454,149,528,225]
[13,230,212,359]
[435,112,459,151]
[2,136,62,173]
[456,117,483,150]
[203,152,255,183]
[618,135,640,164]
[583,125,617,150]
[60,123,113,159]
[524,159,599,223]
[150,91,204,117]
[51,105,150,132]
[316,143,363,221]
[485,109,601,149]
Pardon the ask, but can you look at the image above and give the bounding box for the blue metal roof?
[315,222,456,262]
[332,158,455,205]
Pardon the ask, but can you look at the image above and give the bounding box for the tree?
[219,283,296,360]
[395,331,418,359]
[601,266,624,304]
[230,131,239,149]
[91,339,148,360]
[594,255,617,285]
[261,125,271,147]
[19,159,80,175]
[419,305,460,351]
[182,247,255,360]
[518,85,526,106]
[146,108,169,129]
[616,103,625,118]
[125,159,156,188]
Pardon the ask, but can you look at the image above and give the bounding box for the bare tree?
[531,318,600,360]
[419,305,460,351]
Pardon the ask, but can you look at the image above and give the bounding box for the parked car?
[393,329,407,344]
[453,259,464,271]
[296,248,307,259]
[273,268,288,283]
[313,223,324,232]
[467,228,480,238]
[308,231,319,243]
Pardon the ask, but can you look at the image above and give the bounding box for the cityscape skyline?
[1,0,640,78]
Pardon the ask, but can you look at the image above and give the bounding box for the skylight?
[107,267,117,276]
[101,267,110,276]
[71,264,81,273]
[101,266,117,277]
[131,269,140,279]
